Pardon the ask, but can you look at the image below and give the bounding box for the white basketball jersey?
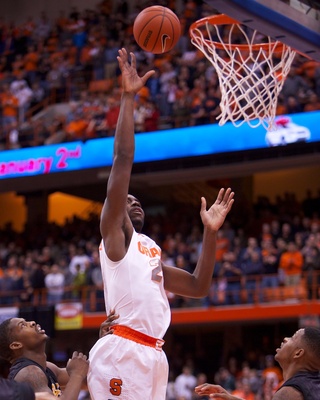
[99,230,171,338]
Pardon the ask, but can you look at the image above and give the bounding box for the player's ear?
[293,348,304,359]
[9,341,23,350]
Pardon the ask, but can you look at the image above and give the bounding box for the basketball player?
[0,317,89,399]
[195,326,320,400]
[87,48,234,400]
[0,377,54,400]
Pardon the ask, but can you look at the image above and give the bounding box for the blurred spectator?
[159,61,177,116]
[279,222,294,244]
[44,263,65,305]
[145,67,161,103]
[85,250,104,311]
[239,237,261,264]
[166,371,177,400]
[193,372,209,400]
[45,61,66,102]
[280,65,312,101]
[0,269,16,305]
[302,243,320,299]
[219,251,242,305]
[231,379,255,400]
[174,365,197,400]
[71,263,87,300]
[29,81,46,111]
[278,241,304,286]
[261,355,283,400]
[215,229,231,267]
[65,110,89,141]
[29,260,46,292]
[6,120,20,149]
[69,245,91,276]
[241,250,264,303]
[104,38,119,79]
[35,12,52,41]
[304,92,320,112]
[285,95,303,114]
[144,101,160,132]
[16,270,34,304]
[1,83,19,135]
[89,40,105,80]
[105,96,120,136]
[261,239,279,292]
[214,367,236,392]
[24,44,40,85]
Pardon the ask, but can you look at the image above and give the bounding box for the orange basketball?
[133,6,181,54]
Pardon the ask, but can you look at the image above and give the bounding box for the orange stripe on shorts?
[112,325,164,351]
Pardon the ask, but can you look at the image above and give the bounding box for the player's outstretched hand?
[117,48,155,95]
[200,188,234,232]
[99,309,119,338]
[66,351,89,380]
[195,383,244,400]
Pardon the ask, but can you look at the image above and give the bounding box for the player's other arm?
[163,188,234,298]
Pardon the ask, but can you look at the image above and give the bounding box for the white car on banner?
[266,116,311,147]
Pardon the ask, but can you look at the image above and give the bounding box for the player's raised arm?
[100,48,154,261]
[163,188,234,297]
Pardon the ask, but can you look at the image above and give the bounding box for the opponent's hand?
[117,48,154,95]
[66,351,89,380]
[200,188,234,232]
[99,309,119,338]
[195,383,244,400]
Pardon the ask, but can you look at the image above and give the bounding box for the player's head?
[0,318,48,362]
[275,327,320,370]
[127,194,145,232]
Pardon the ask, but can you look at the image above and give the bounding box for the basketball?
[133,6,181,54]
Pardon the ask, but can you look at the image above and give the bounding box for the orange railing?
[0,271,318,312]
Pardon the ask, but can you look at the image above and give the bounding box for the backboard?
[204,0,320,61]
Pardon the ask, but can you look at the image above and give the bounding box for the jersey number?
[150,259,163,283]
[109,378,122,396]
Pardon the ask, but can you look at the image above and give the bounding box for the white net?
[190,15,297,131]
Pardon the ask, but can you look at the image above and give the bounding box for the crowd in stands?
[164,355,285,400]
[0,188,319,311]
[0,0,320,149]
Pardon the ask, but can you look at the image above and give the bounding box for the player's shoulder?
[273,386,304,400]
[14,363,47,383]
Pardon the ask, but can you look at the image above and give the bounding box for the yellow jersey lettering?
[51,383,62,397]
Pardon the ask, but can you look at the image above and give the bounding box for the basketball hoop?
[189,14,297,131]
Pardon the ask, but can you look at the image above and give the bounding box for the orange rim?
[189,14,288,52]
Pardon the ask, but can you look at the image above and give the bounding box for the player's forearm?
[191,227,217,296]
[114,93,135,158]
[59,375,85,400]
